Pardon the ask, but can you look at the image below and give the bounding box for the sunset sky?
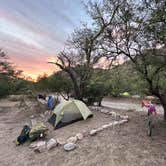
[0,0,90,80]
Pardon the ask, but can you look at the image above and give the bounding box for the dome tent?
[48,100,93,129]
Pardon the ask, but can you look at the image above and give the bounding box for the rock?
[90,129,98,136]
[108,122,113,127]
[47,138,57,150]
[44,111,50,115]
[89,106,101,111]
[30,115,35,119]
[112,121,119,126]
[57,138,66,145]
[66,136,77,143]
[101,109,109,114]
[120,115,129,120]
[110,111,117,118]
[102,124,110,129]
[76,133,83,140]
[64,143,76,151]
[29,141,46,153]
[118,119,128,124]
[96,127,104,132]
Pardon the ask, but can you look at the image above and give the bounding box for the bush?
[0,79,9,98]
[84,83,109,106]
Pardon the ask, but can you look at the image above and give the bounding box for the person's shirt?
[148,104,156,114]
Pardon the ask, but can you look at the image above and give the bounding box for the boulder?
[66,136,77,144]
[64,143,76,151]
[47,138,57,150]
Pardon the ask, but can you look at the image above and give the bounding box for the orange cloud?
[10,54,60,81]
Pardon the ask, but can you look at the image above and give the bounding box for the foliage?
[0,76,10,98]
[85,0,166,119]
[35,71,73,99]
[0,49,34,98]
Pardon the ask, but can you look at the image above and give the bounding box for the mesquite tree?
[50,1,121,101]
[89,0,166,119]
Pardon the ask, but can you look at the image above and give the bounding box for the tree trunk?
[67,70,82,100]
[158,94,166,121]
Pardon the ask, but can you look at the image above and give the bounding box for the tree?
[0,49,15,97]
[0,49,25,97]
[0,49,14,76]
[49,1,121,101]
[88,0,166,119]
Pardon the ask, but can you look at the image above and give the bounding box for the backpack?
[16,125,31,145]
[29,123,47,141]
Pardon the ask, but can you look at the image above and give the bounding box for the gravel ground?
[0,98,165,166]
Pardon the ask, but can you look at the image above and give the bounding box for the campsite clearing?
[0,98,166,166]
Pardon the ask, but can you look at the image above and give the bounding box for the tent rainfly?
[48,100,93,129]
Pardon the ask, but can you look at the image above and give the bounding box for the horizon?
[0,0,91,80]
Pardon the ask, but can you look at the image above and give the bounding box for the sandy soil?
[0,98,166,166]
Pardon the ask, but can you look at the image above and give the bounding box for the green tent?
[48,100,93,129]
[121,92,130,97]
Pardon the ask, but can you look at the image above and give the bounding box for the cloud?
[0,0,90,79]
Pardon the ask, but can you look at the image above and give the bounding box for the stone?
[102,124,110,129]
[66,136,77,144]
[47,138,57,150]
[118,119,128,124]
[120,115,129,120]
[57,138,66,145]
[112,121,119,126]
[90,129,98,136]
[96,127,104,132]
[107,122,113,127]
[30,115,35,119]
[29,141,46,153]
[89,106,101,111]
[64,143,76,151]
[110,111,117,118]
[76,133,83,140]
[101,109,109,114]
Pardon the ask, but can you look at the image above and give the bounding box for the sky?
[0,0,91,80]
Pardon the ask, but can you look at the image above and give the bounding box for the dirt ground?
[0,97,166,166]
